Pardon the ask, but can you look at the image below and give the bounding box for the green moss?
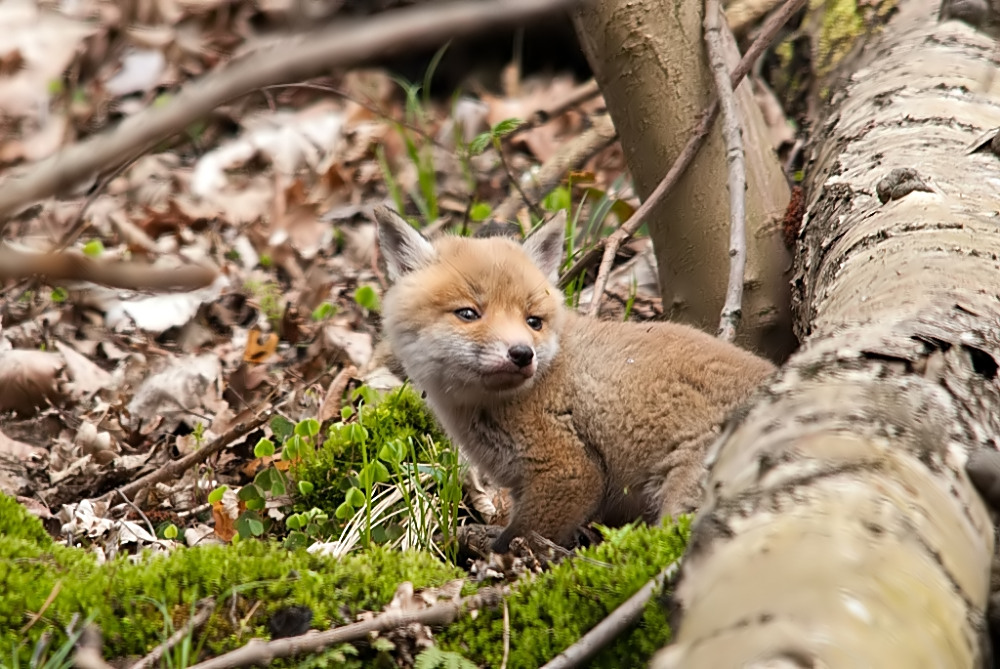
[0,494,54,547]
[1,493,690,666]
[0,493,464,664]
[813,0,898,79]
[438,519,689,668]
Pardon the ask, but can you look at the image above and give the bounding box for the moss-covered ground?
[0,493,686,667]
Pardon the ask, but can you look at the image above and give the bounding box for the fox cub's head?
[375,206,567,405]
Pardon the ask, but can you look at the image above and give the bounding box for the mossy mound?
[2,491,688,667]
[439,519,689,668]
[0,493,464,664]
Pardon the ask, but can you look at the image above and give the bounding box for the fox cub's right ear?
[373,206,437,281]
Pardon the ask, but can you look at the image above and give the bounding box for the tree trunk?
[573,0,796,361]
[652,0,1000,666]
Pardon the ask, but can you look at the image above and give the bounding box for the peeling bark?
[653,0,1000,666]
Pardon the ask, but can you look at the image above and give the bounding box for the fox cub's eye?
[526,316,543,331]
[454,308,481,322]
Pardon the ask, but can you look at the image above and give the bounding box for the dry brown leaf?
[243,327,278,363]
[54,340,112,397]
[313,322,373,369]
[0,1,96,117]
[0,349,66,416]
[270,179,331,260]
[126,353,221,429]
[0,429,44,460]
[211,486,241,542]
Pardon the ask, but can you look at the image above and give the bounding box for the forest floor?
[0,2,694,667]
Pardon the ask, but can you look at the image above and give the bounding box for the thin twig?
[93,408,272,505]
[560,0,807,307]
[496,143,546,221]
[19,581,62,635]
[264,82,452,151]
[116,488,157,539]
[187,588,504,669]
[704,0,748,341]
[539,559,681,669]
[493,114,617,224]
[512,78,602,136]
[0,0,586,227]
[501,598,511,669]
[130,598,216,669]
[54,156,141,252]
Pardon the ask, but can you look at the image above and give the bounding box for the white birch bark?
[652,0,1000,665]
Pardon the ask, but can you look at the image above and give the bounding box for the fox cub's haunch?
[374,206,776,553]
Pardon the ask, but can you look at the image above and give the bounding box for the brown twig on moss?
[560,0,807,308]
[539,559,681,669]
[704,0,748,341]
[186,587,505,669]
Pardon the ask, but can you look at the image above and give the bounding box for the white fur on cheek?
[534,337,560,375]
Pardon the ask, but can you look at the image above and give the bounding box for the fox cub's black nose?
[508,345,535,368]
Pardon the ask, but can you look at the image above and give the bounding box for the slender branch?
[0,0,586,227]
[496,139,547,221]
[510,78,602,137]
[493,114,617,224]
[93,408,272,504]
[540,559,681,669]
[187,588,503,669]
[0,245,218,291]
[561,0,807,304]
[705,0,748,341]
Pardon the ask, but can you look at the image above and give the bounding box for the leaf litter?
[0,0,665,643]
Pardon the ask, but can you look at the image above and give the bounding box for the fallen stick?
[540,559,681,669]
[559,0,806,299]
[0,0,586,227]
[704,0,748,341]
[0,245,218,291]
[93,408,272,505]
[187,587,504,669]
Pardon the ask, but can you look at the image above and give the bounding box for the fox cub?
[374,206,776,552]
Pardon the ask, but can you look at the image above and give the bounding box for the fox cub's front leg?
[491,419,603,553]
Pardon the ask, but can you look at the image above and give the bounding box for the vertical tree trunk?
[652,0,1000,666]
[573,0,795,361]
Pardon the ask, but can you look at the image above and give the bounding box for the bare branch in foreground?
[0,0,587,228]
[0,245,218,291]
[704,0,748,341]
[540,559,681,669]
[186,588,504,669]
[561,0,807,310]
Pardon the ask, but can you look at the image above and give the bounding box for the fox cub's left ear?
[373,206,437,281]
[522,210,567,285]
